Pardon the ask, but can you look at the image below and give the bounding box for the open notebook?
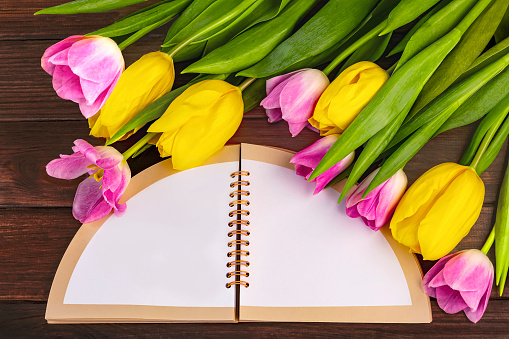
[46,143,431,323]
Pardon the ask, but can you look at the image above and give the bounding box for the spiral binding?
[226,170,250,289]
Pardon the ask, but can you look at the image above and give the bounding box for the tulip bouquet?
[38,0,509,324]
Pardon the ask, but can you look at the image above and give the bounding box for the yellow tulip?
[148,79,243,170]
[89,51,175,140]
[390,163,485,260]
[309,61,389,136]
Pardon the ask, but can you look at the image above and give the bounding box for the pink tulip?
[346,168,407,231]
[261,68,329,137]
[290,134,354,194]
[41,35,124,118]
[46,139,131,223]
[423,249,493,323]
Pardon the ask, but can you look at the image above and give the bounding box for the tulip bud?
[148,80,243,170]
[391,163,485,260]
[290,134,354,194]
[309,61,389,135]
[423,249,493,323]
[261,69,329,137]
[346,168,407,231]
[89,51,175,140]
[41,35,124,118]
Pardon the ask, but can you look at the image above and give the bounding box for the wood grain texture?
[1,0,509,336]
[1,302,509,338]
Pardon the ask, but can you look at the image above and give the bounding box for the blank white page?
[64,162,237,308]
[241,160,411,307]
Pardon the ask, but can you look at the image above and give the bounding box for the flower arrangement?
[38,0,509,323]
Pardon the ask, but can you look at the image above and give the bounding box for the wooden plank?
[0,301,508,338]
[0,0,164,40]
[0,119,505,207]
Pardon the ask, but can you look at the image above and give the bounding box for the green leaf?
[367,50,509,193]
[106,74,228,145]
[183,0,319,74]
[35,0,146,14]
[396,0,477,70]
[309,28,462,181]
[339,106,407,203]
[379,0,441,35]
[459,36,509,82]
[439,64,509,133]
[408,0,509,117]
[242,78,267,113]
[386,3,445,57]
[237,0,379,78]
[495,155,509,295]
[89,0,192,37]
[495,5,509,42]
[477,104,509,174]
[339,32,392,73]
[325,162,355,189]
[460,93,509,166]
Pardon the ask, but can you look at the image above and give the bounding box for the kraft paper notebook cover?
[46,143,431,324]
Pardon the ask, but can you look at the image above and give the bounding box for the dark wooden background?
[1,1,509,337]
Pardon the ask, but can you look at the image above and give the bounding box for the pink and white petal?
[346,205,362,219]
[279,69,329,123]
[428,270,448,288]
[78,70,121,118]
[463,281,492,323]
[288,120,309,137]
[356,193,380,221]
[423,253,457,294]
[72,177,111,223]
[294,164,313,179]
[80,77,111,105]
[48,47,71,66]
[436,285,469,314]
[52,65,84,102]
[94,146,124,169]
[46,153,91,179]
[103,164,131,206]
[290,135,339,169]
[102,162,130,194]
[265,108,283,123]
[68,37,124,84]
[260,79,289,109]
[266,69,305,94]
[41,35,83,75]
[443,250,493,292]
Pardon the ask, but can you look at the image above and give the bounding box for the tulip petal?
[41,35,83,75]
[46,153,92,179]
[72,177,112,223]
[290,135,339,170]
[280,69,329,125]
[288,121,309,137]
[422,253,456,297]
[436,285,469,314]
[68,37,124,84]
[463,283,491,323]
[48,47,71,66]
[266,69,304,94]
[52,65,84,102]
[103,163,130,210]
[266,108,283,123]
[418,168,484,260]
[443,250,493,292]
[170,85,244,170]
[294,163,313,179]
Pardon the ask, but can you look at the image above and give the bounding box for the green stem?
[470,116,504,171]
[118,16,173,51]
[123,132,158,160]
[322,20,387,77]
[165,0,257,58]
[481,227,495,255]
[238,77,256,92]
